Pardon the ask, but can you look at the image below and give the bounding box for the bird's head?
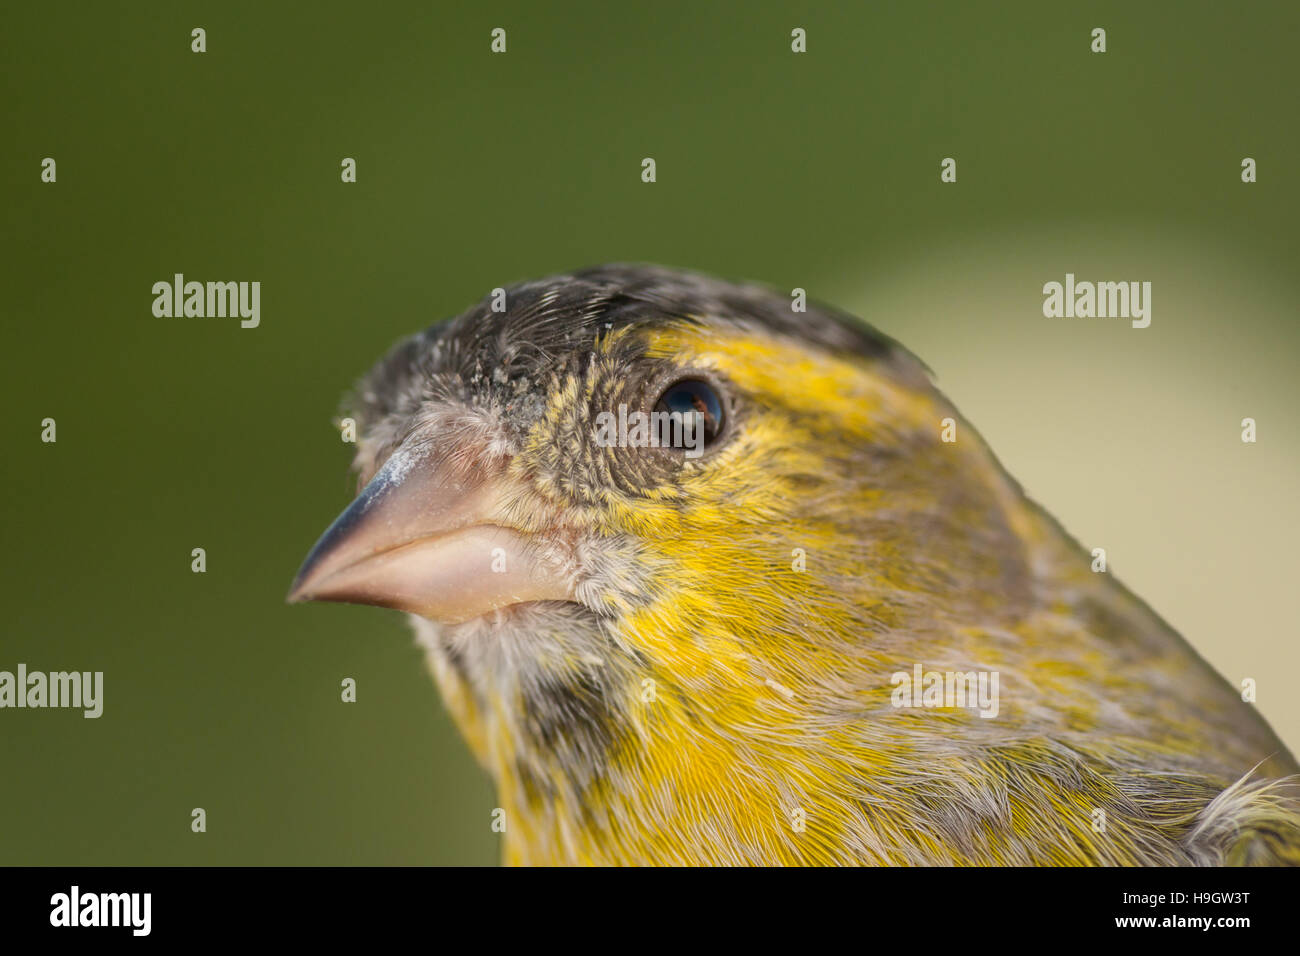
[290,264,1040,855]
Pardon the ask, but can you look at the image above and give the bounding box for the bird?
[289,264,1300,865]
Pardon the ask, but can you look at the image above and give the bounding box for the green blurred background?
[2,1,1297,864]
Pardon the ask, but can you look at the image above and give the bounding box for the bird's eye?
[652,378,725,452]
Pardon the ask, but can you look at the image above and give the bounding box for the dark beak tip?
[286,559,321,605]
[287,485,381,609]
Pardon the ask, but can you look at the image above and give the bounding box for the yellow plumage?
[294,266,1299,865]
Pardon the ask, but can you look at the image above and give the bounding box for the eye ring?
[650,377,727,455]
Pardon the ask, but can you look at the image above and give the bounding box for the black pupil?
[653,379,724,450]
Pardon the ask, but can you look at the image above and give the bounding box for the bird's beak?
[287,446,575,624]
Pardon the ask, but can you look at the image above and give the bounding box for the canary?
[290,264,1299,866]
